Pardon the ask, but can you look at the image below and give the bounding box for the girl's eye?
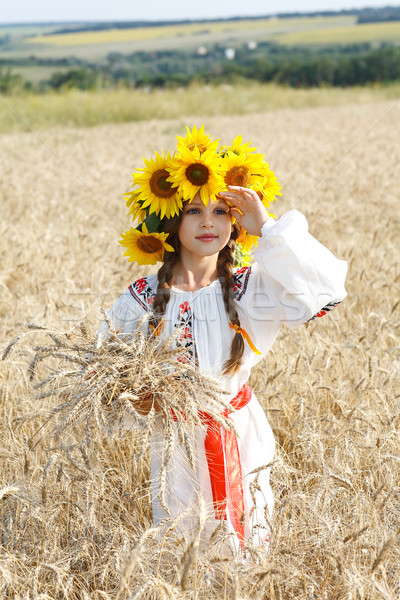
[184,207,227,215]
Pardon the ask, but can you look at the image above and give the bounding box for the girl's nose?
[200,210,214,228]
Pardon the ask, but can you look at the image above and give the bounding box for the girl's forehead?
[190,195,228,207]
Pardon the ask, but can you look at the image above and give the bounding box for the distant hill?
[3,6,398,36]
[1,6,400,94]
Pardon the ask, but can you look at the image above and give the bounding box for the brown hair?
[150,210,244,376]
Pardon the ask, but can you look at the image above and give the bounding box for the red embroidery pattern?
[135,278,147,293]
[128,276,156,311]
[309,300,342,321]
[175,301,194,364]
[180,300,190,315]
[233,266,251,301]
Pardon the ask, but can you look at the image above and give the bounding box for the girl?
[99,127,347,556]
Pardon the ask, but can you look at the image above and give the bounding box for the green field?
[278,19,400,45]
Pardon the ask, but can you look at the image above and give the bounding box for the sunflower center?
[225,166,249,187]
[137,235,163,254]
[150,169,176,198]
[185,163,210,186]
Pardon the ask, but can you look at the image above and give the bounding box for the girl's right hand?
[219,186,270,237]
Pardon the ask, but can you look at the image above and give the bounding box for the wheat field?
[1,96,400,599]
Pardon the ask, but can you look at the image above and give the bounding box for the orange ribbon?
[229,322,261,355]
[149,319,164,337]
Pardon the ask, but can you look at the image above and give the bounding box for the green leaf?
[144,212,162,234]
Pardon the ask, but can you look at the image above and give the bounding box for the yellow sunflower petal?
[176,125,219,156]
[237,228,259,253]
[250,167,282,208]
[220,134,257,157]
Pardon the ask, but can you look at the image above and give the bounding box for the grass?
[1,82,400,134]
[278,19,400,45]
[0,98,400,598]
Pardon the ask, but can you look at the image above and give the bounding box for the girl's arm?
[252,210,347,326]
[96,288,147,347]
[220,186,347,329]
[95,285,160,421]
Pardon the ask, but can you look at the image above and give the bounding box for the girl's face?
[177,193,232,262]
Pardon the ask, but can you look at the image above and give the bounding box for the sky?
[1,0,400,24]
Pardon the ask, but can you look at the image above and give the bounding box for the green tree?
[49,68,99,91]
[0,68,24,94]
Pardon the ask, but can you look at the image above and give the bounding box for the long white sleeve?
[95,288,146,347]
[233,209,347,359]
[253,209,347,327]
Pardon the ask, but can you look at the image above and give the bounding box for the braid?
[151,248,179,329]
[218,223,244,376]
[150,215,180,331]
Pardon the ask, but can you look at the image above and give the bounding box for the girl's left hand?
[219,186,270,237]
[134,391,160,415]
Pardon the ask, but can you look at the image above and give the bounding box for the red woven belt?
[199,383,252,549]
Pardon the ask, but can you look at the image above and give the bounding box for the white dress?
[99,210,348,555]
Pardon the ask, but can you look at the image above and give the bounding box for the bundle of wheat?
[4,313,233,452]
[3,315,236,518]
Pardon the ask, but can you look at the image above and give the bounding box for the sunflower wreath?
[119,126,281,267]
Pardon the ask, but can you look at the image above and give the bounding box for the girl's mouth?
[197,234,217,242]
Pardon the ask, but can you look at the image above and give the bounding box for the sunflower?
[237,227,259,254]
[132,151,183,219]
[176,125,219,156]
[124,190,147,222]
[250,165,282,208]
[119,223,174,266]
[223,157,250,188]
[221,150,270,189]
[167,146,225,205]
[220,134,257,158]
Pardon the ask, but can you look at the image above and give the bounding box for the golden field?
[0,95,400,598]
